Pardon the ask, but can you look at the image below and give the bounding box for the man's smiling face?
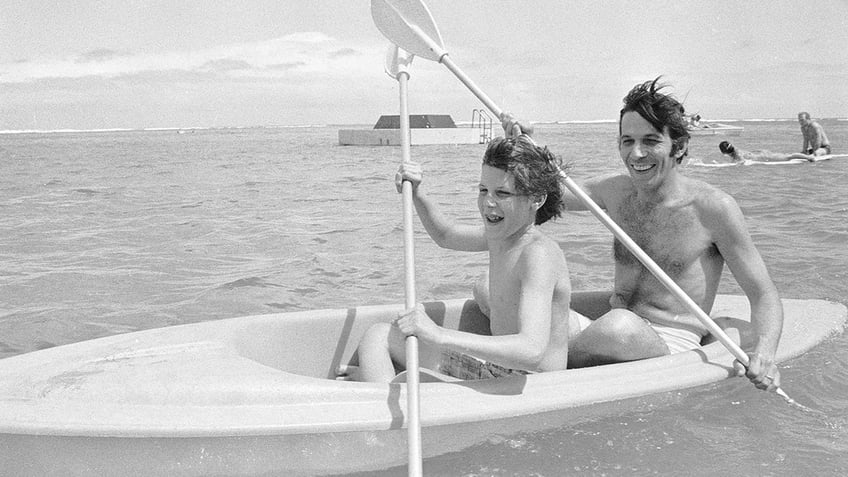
[618,111,680,188]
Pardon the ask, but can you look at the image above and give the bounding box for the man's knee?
[596,309,650,339]
[570,310,666,364]
[569,309,593,338]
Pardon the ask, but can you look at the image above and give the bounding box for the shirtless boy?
[353,136,585,382]
[504,79,784,391]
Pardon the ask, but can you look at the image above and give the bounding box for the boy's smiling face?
[477,164,538,241]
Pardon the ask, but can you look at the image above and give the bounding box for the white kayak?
[0,292,844,476]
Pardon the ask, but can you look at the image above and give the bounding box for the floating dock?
[339,111,494,146]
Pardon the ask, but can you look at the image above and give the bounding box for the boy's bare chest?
[486,249,524,323]
[488,250,521,294]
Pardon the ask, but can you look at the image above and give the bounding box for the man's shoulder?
[590,173,633,193]
[686,176,732,197]
[683,178,741,218]
[596,172,631,183]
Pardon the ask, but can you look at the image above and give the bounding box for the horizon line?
[3,117,846,135]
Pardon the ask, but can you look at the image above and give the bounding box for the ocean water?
[1,120,847,476]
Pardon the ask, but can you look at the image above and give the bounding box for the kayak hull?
[0,293,844,476]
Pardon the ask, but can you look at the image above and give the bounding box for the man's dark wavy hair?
[482,135,568,225]
[619,77,690,163]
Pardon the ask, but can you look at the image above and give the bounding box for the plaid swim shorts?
[437,349,530,380]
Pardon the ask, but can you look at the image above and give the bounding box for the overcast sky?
[2,0,847,131]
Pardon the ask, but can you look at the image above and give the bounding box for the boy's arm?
[410,187,487,251]
[398,241,559,370]
[397,161,487,251]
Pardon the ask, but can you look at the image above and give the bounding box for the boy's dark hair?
[620,77,690,163]
[482,135,567,225]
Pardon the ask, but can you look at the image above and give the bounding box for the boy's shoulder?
[518,230,566,262]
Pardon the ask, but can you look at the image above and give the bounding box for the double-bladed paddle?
[370,0,804,408]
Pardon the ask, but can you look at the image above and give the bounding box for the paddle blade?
[371,0,446,61]
[384,44,414,79]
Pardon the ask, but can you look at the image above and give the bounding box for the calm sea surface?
[1,120,847,476]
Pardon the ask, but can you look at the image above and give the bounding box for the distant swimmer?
[718,141,815,163]
[688,114,702,127]
[797,112,831,156]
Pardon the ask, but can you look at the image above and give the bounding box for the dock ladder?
[472,109,494,144]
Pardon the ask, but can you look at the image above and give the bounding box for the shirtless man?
[798,112,832,156]
[353,136,585,382]
[718,141,815,163]
[503,78,784,392]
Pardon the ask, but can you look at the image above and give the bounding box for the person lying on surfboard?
[502,78,784,392]
[718,141,816,163]
[350,135,590,382]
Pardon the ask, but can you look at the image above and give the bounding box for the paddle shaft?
[406,23,504,120]
[440,55,503,119]
[397,70,423,477]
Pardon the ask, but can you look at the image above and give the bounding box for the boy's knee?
[360,322,392,348]
[472,273,491,317]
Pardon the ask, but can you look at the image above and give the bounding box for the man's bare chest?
[612,200,713,271]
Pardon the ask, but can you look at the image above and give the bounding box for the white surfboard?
[690,153,848,167]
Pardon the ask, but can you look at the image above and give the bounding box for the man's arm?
[498,111,614,212]
[801,126,811,153]
[500,112,534,138]
[561,174,619,211]
[708,192,784,390]
[811,123,826,150]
